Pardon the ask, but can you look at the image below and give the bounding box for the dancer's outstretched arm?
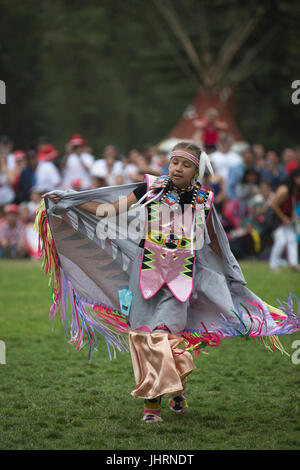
[46,191,138,218]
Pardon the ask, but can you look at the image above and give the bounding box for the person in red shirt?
[193,108,228,153]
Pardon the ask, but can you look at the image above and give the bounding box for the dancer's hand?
[45,193,62,204]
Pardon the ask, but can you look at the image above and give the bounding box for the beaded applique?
[149,175,210,212]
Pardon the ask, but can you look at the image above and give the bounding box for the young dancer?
[39,142,299,423]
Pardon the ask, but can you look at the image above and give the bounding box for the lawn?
[0,260,299,450]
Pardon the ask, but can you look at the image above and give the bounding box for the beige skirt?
[129,330,195,399]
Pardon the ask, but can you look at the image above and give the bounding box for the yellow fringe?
[261,335,290,356]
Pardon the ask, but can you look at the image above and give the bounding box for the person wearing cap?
[90,163,108,189]
[62,134,91,190]
[34,144,62,194]
[0,204,27,258]
[44,140,295,424]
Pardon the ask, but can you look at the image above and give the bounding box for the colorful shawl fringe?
[35,199,300,360]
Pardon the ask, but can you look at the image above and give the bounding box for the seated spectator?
[242,148,255,171]
[251,143,266,176]
[91,144,124,186]
[260,150,286,190]
[34,144,62,194]
[252,143,265,161]
[202,165,226,215]
[281,148,296,170]
[192,108,228,153]
[126,149,147,180]
[0,204,27,259]
[19,202,39,258]
[27,189,41,219]
[121,154,142,184]
[243,181,275,234]
[142,145,162,175]
[235,168,260,201]
[252,180,275,212]
[286,160,299,175]
[282,148,299,176]
[157,150,169,175]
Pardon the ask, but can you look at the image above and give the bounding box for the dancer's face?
[169,156,198,189]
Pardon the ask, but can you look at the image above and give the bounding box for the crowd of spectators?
[0,129,299,262]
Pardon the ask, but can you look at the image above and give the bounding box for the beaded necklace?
[158,176,201,212]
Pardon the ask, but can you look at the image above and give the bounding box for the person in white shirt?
[62,134,92,190]
[0,136,16,171]
[80,145,95,188]
[0,154,15,206]
[34,145,62,194]
[210,135,242,181]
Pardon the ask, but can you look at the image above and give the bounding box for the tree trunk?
[169,86,244,142]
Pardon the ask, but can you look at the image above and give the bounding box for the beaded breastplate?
[138,174,214,302]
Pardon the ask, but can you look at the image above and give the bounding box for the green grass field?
[0,260,300,450]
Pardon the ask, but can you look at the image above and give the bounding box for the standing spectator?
[17,149,38,203]
[0,154,15,207]
[34,144,62,194]
[62,134,91,189]
[0,136,15,171]
[269,168,300,273]
[10,150,27,194]
[0,204,27,258]
[80,144,95,189]
[210,135,242,181]
[91,144,124,186]
[192,108,228,153]
[260,150,286,190]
